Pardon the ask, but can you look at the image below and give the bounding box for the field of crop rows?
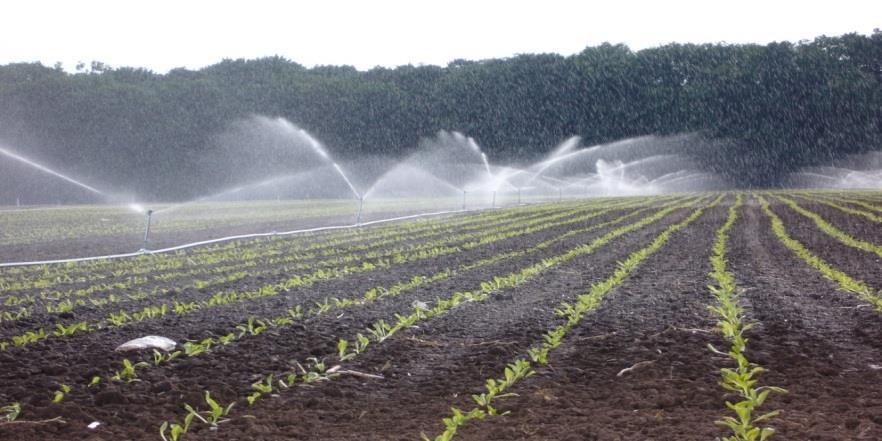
[1,191,881,440]
[0,197,493,261]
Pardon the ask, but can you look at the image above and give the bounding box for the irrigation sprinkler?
[16,197,20,208]
[355,196,365,226]
[517,187,522,205]
[462,190,467,211]
[141,209,154,251]
[492,190,496,208]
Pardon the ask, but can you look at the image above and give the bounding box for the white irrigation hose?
[0,206,499,268]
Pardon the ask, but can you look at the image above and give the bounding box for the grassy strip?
[157,197,704,441]
[774,195,882,259]
[707,194,785,440]
[758,195,882,309]
[420,194,723,441]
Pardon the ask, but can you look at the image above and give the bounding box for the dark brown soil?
[1,195,881,441]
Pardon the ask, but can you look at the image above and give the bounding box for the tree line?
[0,32,880,200]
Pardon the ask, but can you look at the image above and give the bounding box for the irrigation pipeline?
[0,206,515,268]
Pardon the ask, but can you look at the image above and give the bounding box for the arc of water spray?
[464,135,493,178]
[289,123,360,199]
[0,146,107,196]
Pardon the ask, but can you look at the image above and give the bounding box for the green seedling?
[313,299,332,314]
[52,384,71,403]
[287,306,304,319]
[184,391,235,427]
[247,374,273,405]
[421,407,487,441]
[367,320,392,342]
[11,328,47,346]
[182,339,213,357]
[2,402,21,422]
[354,333,370,354]
[112,358,149,383]
[107,310,131,326]
[159,413,194,441]
[307,357,326,373]
[236,317,267,337]
[153,349,182,366]
[53,321,88,337]
[218,333,236,345]
[527,346,550,365]
[337,339,355,361]
[273,317,293,326]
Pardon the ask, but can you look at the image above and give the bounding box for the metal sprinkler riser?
[142,209,154,251]
[355,196,365,226]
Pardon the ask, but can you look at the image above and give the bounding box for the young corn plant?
[159,413,194,441]
[247,374,273,405]
[313,299,332,314]
[52,321,89,337]
[337,339,356,361]
[217,333,236,345]
[421,407,487,441]
[287,306,304,319]
[51,384,71,403]
[235,317,268,337]
[354,333,370,354]
[11,328,47,346]
[2,402,21,422]
[153,349,182,366]
[182,338,214,357]
[184,391,235,428]
[112,358,149,383]
[367,320,393,342]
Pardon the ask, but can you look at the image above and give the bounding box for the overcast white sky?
[1,0,879,72]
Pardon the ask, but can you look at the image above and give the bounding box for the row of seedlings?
[706,194,786,440]
[0,200,616,322]
[0,200,591,292]
[0,199,650,348]
[420,195,724,440]
[758,195,882,309]
[105,198,675,389]
[155,198,704,440]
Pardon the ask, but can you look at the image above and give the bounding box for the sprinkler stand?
[356,196,364,226]
[462,190,467,211]
[492,191,496,208]
[142,209,154,251]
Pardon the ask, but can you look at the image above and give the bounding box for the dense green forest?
[1,32,880,200]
